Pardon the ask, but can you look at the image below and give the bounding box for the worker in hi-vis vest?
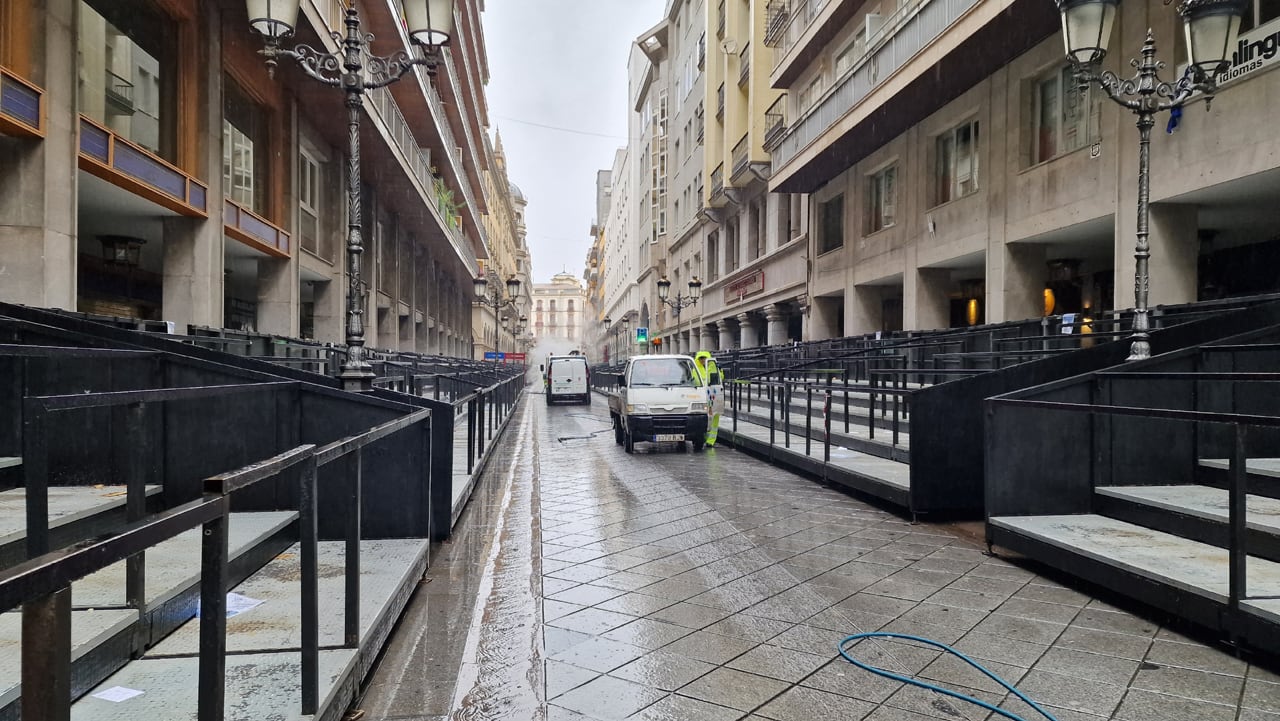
[693,351,724,446]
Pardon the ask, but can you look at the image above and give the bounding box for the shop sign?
[724,270,765,303]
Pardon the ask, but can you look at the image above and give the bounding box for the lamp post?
[474,273,523,359]
[247,0,455,390]
[622,316,631,361]
[657,276,703,352]
[602,316,612,364]
[1054,0,1244,360]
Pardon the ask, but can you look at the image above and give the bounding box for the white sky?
[484,0,665,283]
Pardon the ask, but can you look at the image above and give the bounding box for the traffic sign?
[635,326,648,344]
[483,351,505,360]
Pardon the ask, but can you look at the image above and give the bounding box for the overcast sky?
[484,0,665,283]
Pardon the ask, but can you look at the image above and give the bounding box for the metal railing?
[776,0,829,65]
[739,43,752,86]
[764,0,791,46]
[731,133,750,179]
[104,69,134,112]
[716,83,725,120]
[717,0,726,38]
[763,97,787,149]
[711,163,725,200]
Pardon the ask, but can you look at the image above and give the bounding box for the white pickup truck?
[606,354,709,453]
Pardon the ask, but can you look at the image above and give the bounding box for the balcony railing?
[711,163,725,201]
[224,199,291,257]
[773,0,975,173]
[717,0,727,38]
[763,97,787,150]
[698,34,706,70]
[78,115,208,217]
[731,134,750,179]
[716,83,725,121]
[764,0,791,46]
[776,0,829,68]
[738,43,751,87]
[0,67,43,138]
[104,69,135,115]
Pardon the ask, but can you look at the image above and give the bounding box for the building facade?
[532,272,589,350]
[699,0,809,351]
[0,0,513,358]
[473,132,531,359]
[766,0,1280,338]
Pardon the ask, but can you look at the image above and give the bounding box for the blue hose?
[838,632,1059,721]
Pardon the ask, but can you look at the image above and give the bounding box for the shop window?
[866,165,896,234]
[1240,0,1280,33]
[935,120,979,205]
[78,0,176,160]
[707,231,720,281]
[299,147,329,259]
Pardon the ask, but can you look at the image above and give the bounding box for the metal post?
[783,381,791,449]
[125,402,148,611]
[300,456,320,715]
[1228,425,1248,610]
[338,12,374,391]
[22,588,71,721]
[197,504,229,721]
[805,385,813,456]
[345,449,362,647]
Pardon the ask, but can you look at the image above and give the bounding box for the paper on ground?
[196,592,265,618]
[92,686,144,702]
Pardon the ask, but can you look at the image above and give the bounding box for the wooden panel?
[0,0,32,76]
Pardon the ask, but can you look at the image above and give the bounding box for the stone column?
[256,258,297,337]
[717,319,734,350]
[909,267,952,332]
[691,325,702,351]
[0,0,79,311]
[765,304,789,346]
[737,313,759,348]
[1143,204,1199,307]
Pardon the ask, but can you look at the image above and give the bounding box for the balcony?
[0,67,43,138]
[764,0,791,47]
[776,0,828,64]
[224,199,291,258]
[698,34,706,70]
[772,0,977,176]
[717,0,726,38]
[710,163,725,204]
[104,69,135,116]
[78,116,208,217]
[716,83,725,121]
[763,97,787,150]
[738,43,751,87]
[731,134,750,180]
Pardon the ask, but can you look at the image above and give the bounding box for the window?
[223,79,269,213]
[1032,67,1099,164]
[867,166,896,234]
[935,120,979,205]
[78,0,175,159]
[707,231,720,281]
[726,217,740,272]
[748,201,762,261]
[1240,0,1280,33]
[299,148,324,258]
[818,195,844,254]
[798,73,825,112]
[835,37,865,77]
[777,194,793,245]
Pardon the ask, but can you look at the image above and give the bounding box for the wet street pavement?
[358,392,1280,721]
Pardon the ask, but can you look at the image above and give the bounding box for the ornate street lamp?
[99,235,146,267]
[247,0,454,391]
[656,276,703,322]
[1054,0,1245,360]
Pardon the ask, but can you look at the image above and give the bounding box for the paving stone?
[884,681,1002,719]
[1070,607,1158,637]
[896,603,988,632]
[1142,638,1249,677]
[703,613,793,643]
[952,631,1050,668]
[661,628,757,665]
[1054,625,1152,661]
[548,703,603,721]
[546,627,594,657]
[546,599,589,621]
[645,601,733,630]
[547,659,601,699]
[924,587,1006,613]
[609,650,717,692]
[601,618,694,650]
[878,618,966,646]
[1129,664,1246,705]
[755,685,877,721]
[969,613,1066,646]
[1244,678,1280,713]
[549,607,639,635]
[1113,688,1237,721]
[625,693,743,721]
[549,564,619,584]
[993,597,1082,625]
[1013,669,1127,717]
[596,592,678,618]
[1032,646,1141,685]
[727,643,830,683]
[1012,582,1092,608]
[550,584,628,607]
[551,637,648,674]
[801,658,905,704]
[554,674,667,720]
[678,667,791,712]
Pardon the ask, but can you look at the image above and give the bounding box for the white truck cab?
[607,354,709,453]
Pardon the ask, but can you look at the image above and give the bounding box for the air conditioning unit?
[863,13,885,44]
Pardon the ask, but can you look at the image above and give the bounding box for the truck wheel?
[613,416,624,445]
[583,393,592,406]
[624,430,635,454]
[545,394,552,406]
[692,439,706,452]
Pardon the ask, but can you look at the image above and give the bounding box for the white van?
[544,355,591,405]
